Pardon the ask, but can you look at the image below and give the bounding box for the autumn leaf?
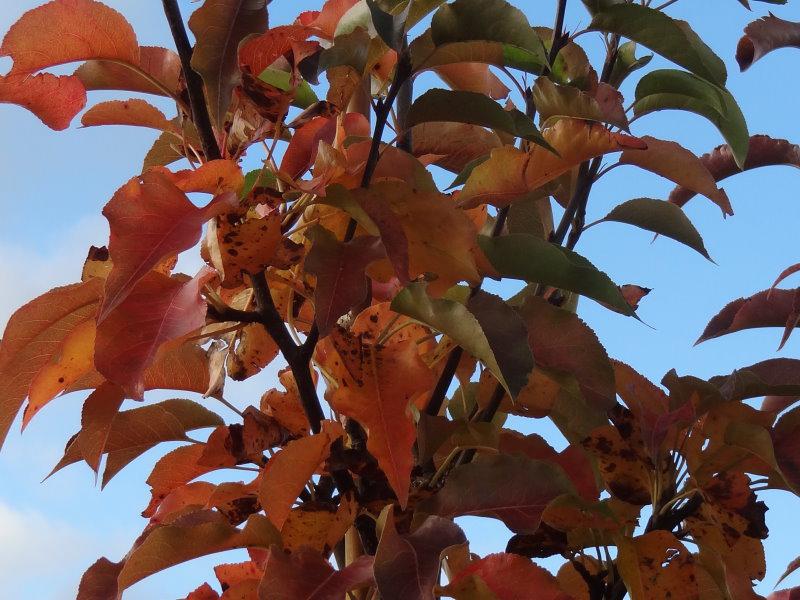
[518,296,616,411]
[99,171,236,320]
[280,496,356,553]
[327,328,435,507]
[374,508,467,600]
[419,453,575,533]
[434,62,509,100]
[615,531,699,600]
[773,406,800,492]
[0,73,86,130]
[696,288,800,350]
[143,444,221,517]
[442,552,568,600]
[737,14,800,72]
[458,119,646,208]
[24,318,97,428]
[259,545,374,600]
[261,369,311,437]
[410,122,502,174]
[619,136,732,216]
[117,512,281,591]
[189,0,269,127]
[669,135,800,211]
[305,226,386,335]
[258,420,343,529]
[81,99,176,131]
[95,270,214,397]
[75,46,181,97]
[238,24,315,79]
[0,278,101,449]
[73,382,126,473]
[76,557,123,600]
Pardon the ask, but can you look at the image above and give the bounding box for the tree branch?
[161,0,221,161]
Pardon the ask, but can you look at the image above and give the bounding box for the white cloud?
[0,214,108,330]
[0,500,95,599]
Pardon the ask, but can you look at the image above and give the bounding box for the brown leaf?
[696,288,800,350]
[442,552,567,600]
[616,531,699,600]
[227,323,280,381]
[259,546,374,600]
[76,557,123,600]
[411,122,502,174]
[305,226,386,335]
[669,135,800,211]
[0,278,101,449]
[374,509,466,600]
[737,14,800,72]
[519,295,616,411]
[419,453,575,533]
[620,136,732,216]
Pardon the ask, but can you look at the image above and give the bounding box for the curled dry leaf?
[737,14,800,72]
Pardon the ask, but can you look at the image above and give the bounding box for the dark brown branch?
[161,0,221,161]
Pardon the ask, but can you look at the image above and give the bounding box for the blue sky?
[2,0,800,598]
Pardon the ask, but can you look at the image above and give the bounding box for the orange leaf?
[0,0,139,75]
[0,73,86,130]
[280,496,357,553]
[155,160,246,195]
[214,561,262,590]
[238,25,314,78]
[458,119,646,208]
[143,444,218,517]
[75,381,125,473]
[81,99,176,132]
[185,583,220,600]
[0,278,101,449]
[24,318,97,428]
[434,63,510,100]
[298,0,360,40]
[328,330,435,507]
[149,481,216,525]
[95,270,214,397]
[259,420,343,528]
[261,369,311,437]
[99,171,235,320]
[75,46,181,97]
[616,531,699,600]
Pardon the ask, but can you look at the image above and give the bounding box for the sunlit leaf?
[81,99,176,131]
[75,46,181,97]
[616,531,699,600]
[0,73,86,130]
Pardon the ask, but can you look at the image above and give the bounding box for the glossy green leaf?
[634,69,749,169]
[406,89,550,148]
[478,234,634,315]
[608,41,652,89]
[589,4,727,86]
[600,198,711,260]
[391,283,531,398]
[258,67,318,109]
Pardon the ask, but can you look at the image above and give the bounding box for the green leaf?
[391,283,531,398]
[600,198,711,260]
[634,69,749,169]
[366,0,410,51]
[608,41,652,89]
[410,0,547,74]
[478,234,635,316]
[406,89,550,148]
[241,168,277,199]
[589,4,727,86]
[258,68,318,109]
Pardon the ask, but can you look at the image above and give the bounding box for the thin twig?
[160,0,221,161]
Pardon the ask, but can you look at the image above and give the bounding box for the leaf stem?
[160,0,221,161]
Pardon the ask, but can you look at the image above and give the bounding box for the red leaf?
[76,557,123,600]
[281,113,370,179]
[737,14,800,72]
[259,546,374,600]
[374,511,466,600]
[99,171,235,320]
[697,288,800,350]
[0,73,86,130]
[669,135,800,211]
[238,25,314,77]
[773,263,800,291]
[81,99,176,131]
[444,553,568,600]
[95,269,214,397]
[305,227,386,335]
